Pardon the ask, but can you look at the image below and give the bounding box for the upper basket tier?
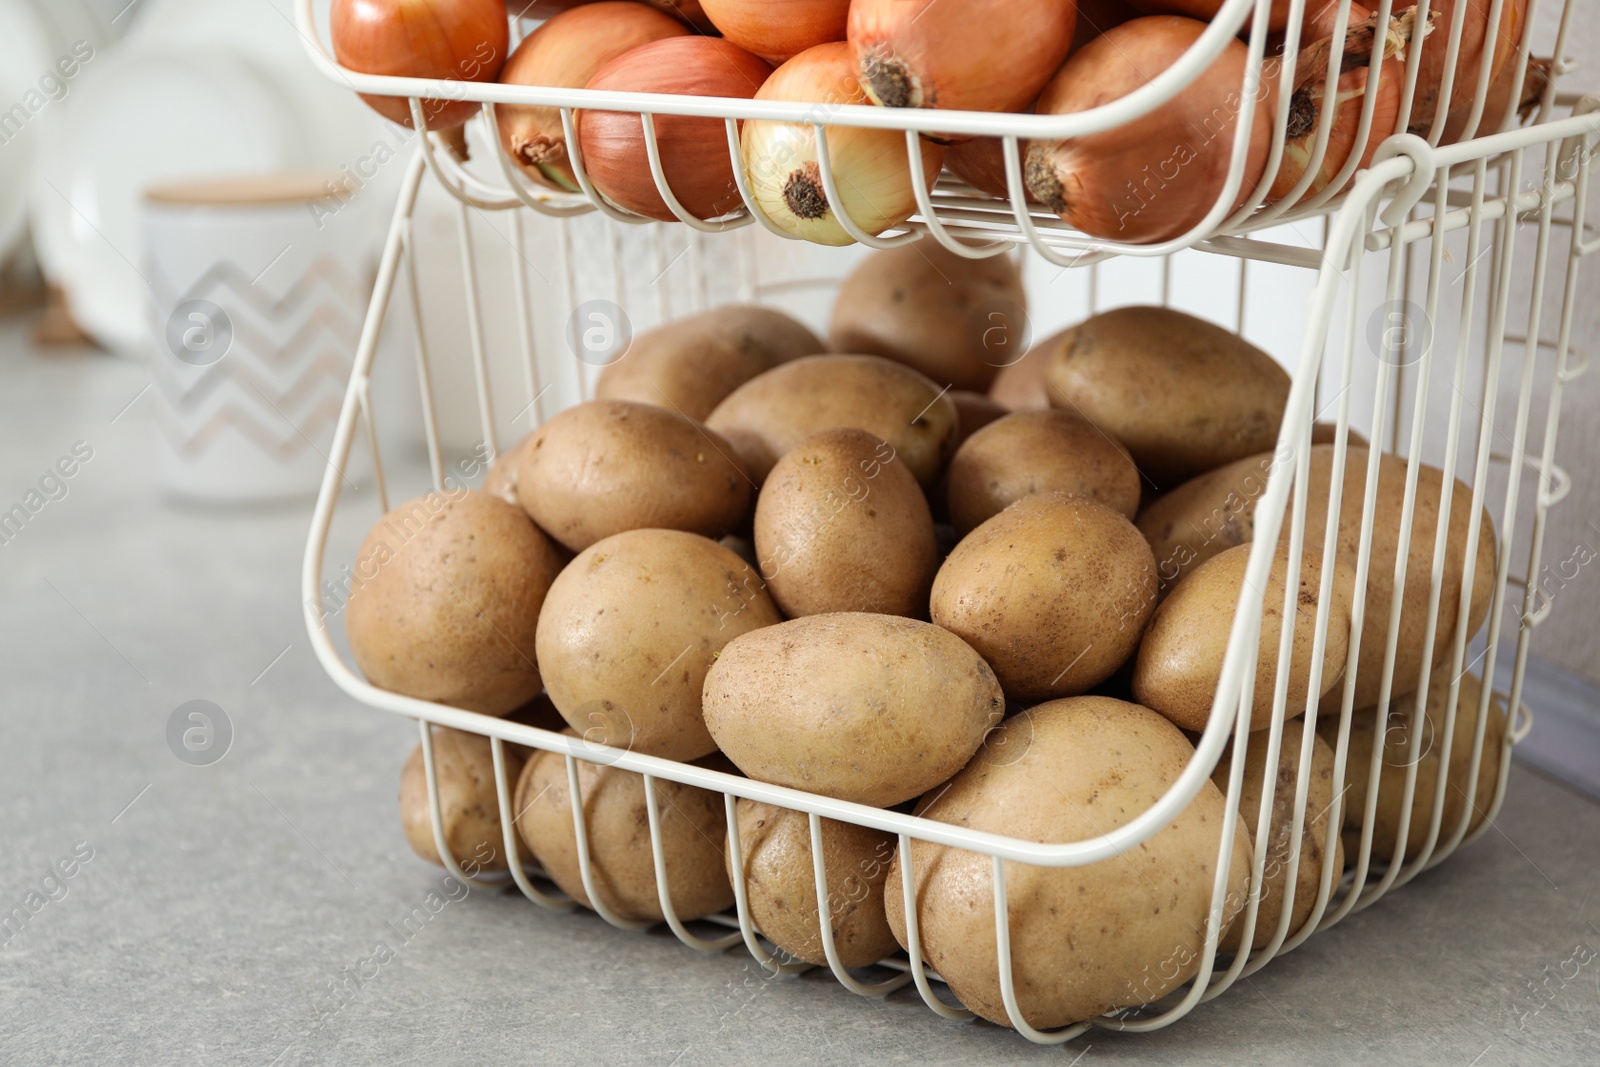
[294,0,1579,264]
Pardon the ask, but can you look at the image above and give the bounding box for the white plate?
[29,46,305,354]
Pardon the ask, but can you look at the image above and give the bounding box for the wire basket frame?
[297,2,1599,1040]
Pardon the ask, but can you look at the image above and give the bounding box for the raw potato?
[536,529,781,760]
[1324,669,1508,862]
[346,490,565,715]
[931,492,1158,701]
[827,241,1028,392]
[702,613,1004,806]
[514,743,734,922]
[1299,446,1497,709]
[988,348,1067,411]
[400,727,521,872]
[945,409,1141,535]
[593,304,823,421]
[706,354,958,486]
[1210,721,1343,951]
[514,399,751,553]
[885,697,1252,1029]
[754,428,937,618]
[948,390,1008,452]
[1138,445,1497,708]
[482,434,529,506]
[729,800,899,968]
[1041,306,1291,486]
[1137,448,1283,596]
[1133,542,1354,732]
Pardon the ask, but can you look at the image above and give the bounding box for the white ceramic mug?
[143,172,371,503]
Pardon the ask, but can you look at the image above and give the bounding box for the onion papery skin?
[847,0,1079,132]
[1441,51,1550,143]
[1408,0,1527,137]
[332,0,510,129]
[497,2,689,193]
[1125,0,1302,34]
[1269,6,1413,204]
[701,0,852,64]
[1023,16,1273,243]
[577,37,774,222]
[511,0,716,31]
[946,136,1037,204]
[1074,0,1142,48]
[741,43,945,246]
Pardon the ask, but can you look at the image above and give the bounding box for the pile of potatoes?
[349,241,1509,1031]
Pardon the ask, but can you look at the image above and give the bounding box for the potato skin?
[729,801,900,968]
[988,347,1064,411]
[346,490,564,715]
[945,409,1141,534]
[705,354,959,486]
[827,241,1027,392]
[481,433,529,506]
[1139,445,1497,708]
[399,727,522,872]
[1042,306,1291,487]
[1324,669,1508,862]
[884,697,1252,1029]
[754,428,938,619]
[948,390,1008,451]
[702,613,1005,806]
[1137,447,1285,597]
[1133,542,1354,732]
[1211,721,1343,951]
[514,399,751,553]
[536,529,781,760]
[931,492,1158,701]
[514,745,733,922]
[594,304,823,421]
[1299,446,1496,709]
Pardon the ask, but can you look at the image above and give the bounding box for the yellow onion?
[848,0,1079,130]
[1074,0,1141,48]
[512,0,715,30]
[741,43,944,245]
[1442,52,1550,143]
[1024,16,1273,243]
[700,0,852,64]
[577,37,774,221]
[1269,5,1414,204]
[1126,0,1303,34]
[946,136,1029,202]
[331,0,509,129]
[497,2,688,192]
[1409,0,1528,138]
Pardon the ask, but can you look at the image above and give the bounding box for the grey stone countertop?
[2,322,1597,1066]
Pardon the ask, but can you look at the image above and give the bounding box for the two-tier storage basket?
[297,0,1598,1042]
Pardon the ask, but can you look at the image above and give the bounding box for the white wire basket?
[297,0,1599,1042]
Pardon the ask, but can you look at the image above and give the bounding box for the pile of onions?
[741,43,945,245]
[1024,16,1273,242]
[847,0,1079,132]
[496,2,688,192]
[331,0,509,129]
[576,37,774,221]
[1268,5,1415,205]
[700,0,852,64]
